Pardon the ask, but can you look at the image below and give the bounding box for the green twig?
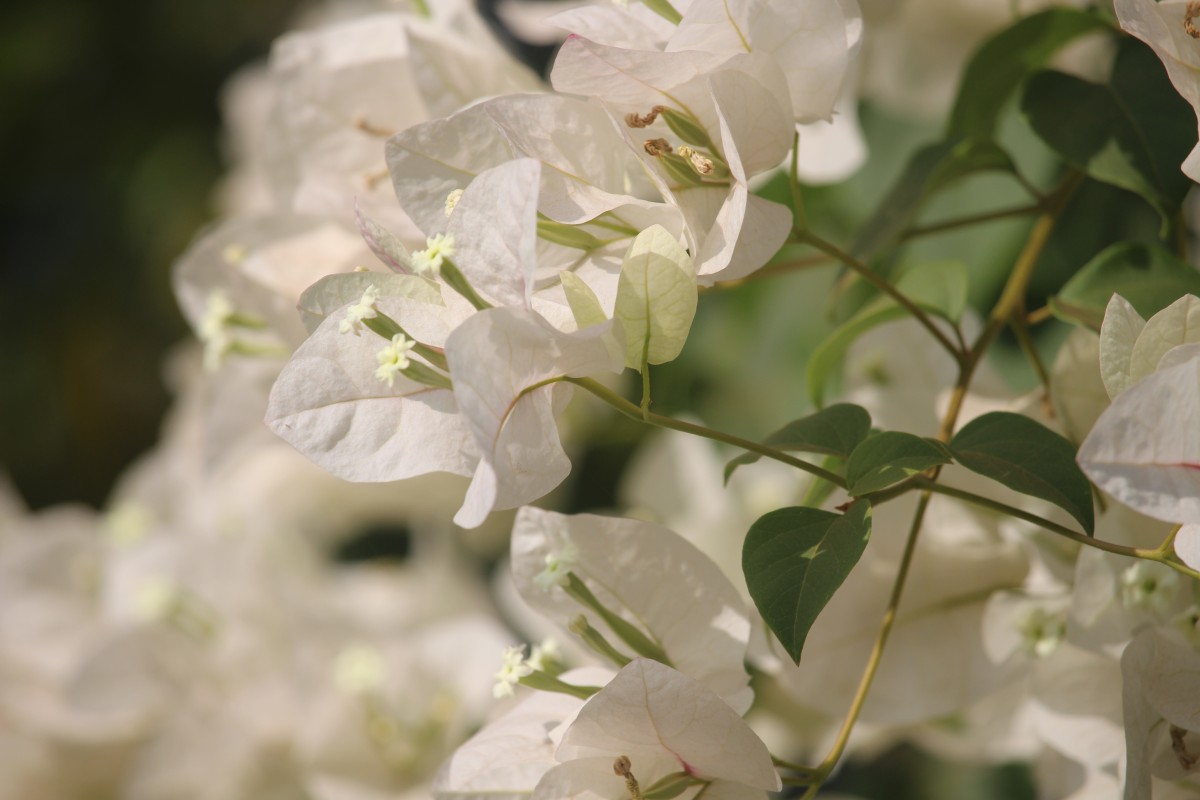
[566,377,847,488]
[795,230,963,363]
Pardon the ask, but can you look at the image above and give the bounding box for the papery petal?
[547,6,675,50]
[434,687,590,800]
[266,303,475,482]
[297,273,442,335]
[1078,355,1200,524]
[447,308,621,527]
[404,24,541,120]
[1175,523,1200,570]
[447,159,541,309]
[669,0,859,124]
[557,659,779,791]
[1128,294,1200,385]
[511,508,753,712]
[1099,295,1147,400]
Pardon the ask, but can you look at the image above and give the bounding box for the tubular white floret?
[374,333,416,387]
[340,284,382,334]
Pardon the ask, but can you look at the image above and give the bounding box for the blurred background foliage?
[0,0,311,509]
[0,2,1179,798]
[0,0,1166,515]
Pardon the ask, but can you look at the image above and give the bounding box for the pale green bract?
[614,224,697,371]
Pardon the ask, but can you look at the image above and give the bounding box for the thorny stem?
[566,377,847,488]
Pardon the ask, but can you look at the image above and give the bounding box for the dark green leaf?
[1050,242,1200,330]
[801,454,844,509]
[948,8,1110,139]
[853,139,1018,260]
[1108,38,1196,213]
[949,412,1095,533]
[1021,42,1194,231]
[724,404,872,482]
[807,261,968,407]
[743,501,872,664]
[845,432,952,495]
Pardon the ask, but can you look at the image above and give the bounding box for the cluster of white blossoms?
[14,0,1200,798]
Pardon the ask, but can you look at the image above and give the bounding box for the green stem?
[789,130,807,232]
[409,0,431,17]
[800,170,1085,797]
[801,492,934,800]
[1009,305,1053,402]
[641,0,683,25]
[914,482,1200,581]
[902,201,1042,240]
[795,230,963,363]
[566,377,847,488]
[1158,524,1184,556]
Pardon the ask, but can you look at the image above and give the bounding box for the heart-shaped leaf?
[950,411,1095,533]
[743,502,872,664]
[724,404,872,482]
[845,432,952,495]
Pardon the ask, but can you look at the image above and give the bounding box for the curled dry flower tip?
[643,138,673,157]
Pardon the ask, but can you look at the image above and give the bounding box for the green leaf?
[561,270,608,330]
[948,7,1110,139]
[801,454,844,510]
[845,432,951,495]
[853,139,1018,260]
[949,411,1095,534]
[743,501,872,664]
[1021,43,1194,231]
[1106,37,1196,213]
[891,260,968,324]
[1050,242,1200,330]
[807,261,968,407]
[614,225,698,371]
[724,404,872,482]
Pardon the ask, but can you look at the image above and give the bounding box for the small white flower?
[1121,561,1179,615]
[533,538,579,592]
[526,638,560,672]
[134,577,179,623]
[443,188,464,218]
[340,284,382,335]
[104,502,153,548]
[493,645,533,698]
[334,645,386,695]
[374,333,416,387]
[220,242,247,264]
[199,290,236,370]
[411,233,456,277]
[1016,606,1066,659]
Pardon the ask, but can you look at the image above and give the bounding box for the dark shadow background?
[0,0,565,512]
[0,0,310,509]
